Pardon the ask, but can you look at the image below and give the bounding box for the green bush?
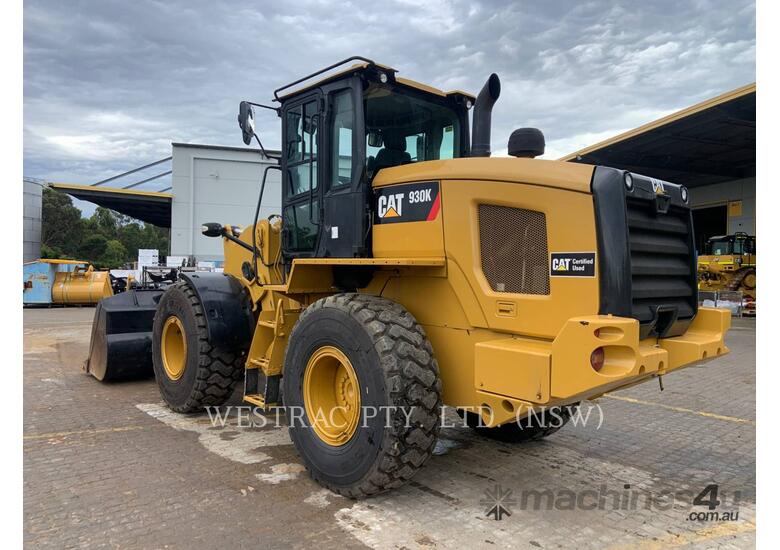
[40,243,61,259]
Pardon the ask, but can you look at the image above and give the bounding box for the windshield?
[709,240,732,255]
[732,237,756,255]
[364,84,461,177]
[709,236,756,255]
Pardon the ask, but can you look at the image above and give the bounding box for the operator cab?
[364,83,467,178]
[240,57,473,263]
[705,233,756,256]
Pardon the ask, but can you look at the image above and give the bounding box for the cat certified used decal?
[375,181,440,224]
[550,252,596,277]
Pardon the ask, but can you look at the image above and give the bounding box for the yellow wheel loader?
[85,57,731,497]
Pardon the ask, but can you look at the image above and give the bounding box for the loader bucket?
[84,289,164,381]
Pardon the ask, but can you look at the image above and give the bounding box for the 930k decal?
[374,181,441,224]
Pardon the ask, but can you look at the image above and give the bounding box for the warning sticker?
[550,252,596,277]
[374,181,440,224]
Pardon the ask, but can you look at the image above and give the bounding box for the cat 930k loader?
[85,57,731,497]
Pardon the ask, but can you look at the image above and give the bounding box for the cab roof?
[274,57,475,103]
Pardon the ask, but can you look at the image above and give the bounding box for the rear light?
[590,347,605,372]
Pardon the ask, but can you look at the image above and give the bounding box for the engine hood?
[372,157,596,194]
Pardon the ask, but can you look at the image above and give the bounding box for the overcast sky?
[24,0,755,215]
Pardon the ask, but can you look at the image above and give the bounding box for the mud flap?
[84,289,164,381]
[177,272,254,351]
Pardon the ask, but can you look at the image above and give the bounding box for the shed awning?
[49,183,172,227]
[561,83,755,187]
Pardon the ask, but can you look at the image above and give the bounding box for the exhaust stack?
[470,73,501,157]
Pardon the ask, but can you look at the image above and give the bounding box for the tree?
[40,243,61,259]
[78,234,108,261]
[141,223,170,257]
[86,207,118,239]
[41,188,83,257]
[117,223,145,262]
[100,239,128,268]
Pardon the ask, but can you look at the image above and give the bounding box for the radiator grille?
[478,205,550,295]
[626,197,697,323]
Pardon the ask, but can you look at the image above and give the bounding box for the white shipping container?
[110,269,141,281]
[138,248,159,268]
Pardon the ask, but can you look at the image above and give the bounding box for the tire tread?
[290,293,442,498]
[157,281,244,413]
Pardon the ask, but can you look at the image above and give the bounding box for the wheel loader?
[84,57,731,497]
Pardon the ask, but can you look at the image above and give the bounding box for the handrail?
[273,56,376,101]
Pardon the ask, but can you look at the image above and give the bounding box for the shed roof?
[49,183,172,227]
[561,83,755,187]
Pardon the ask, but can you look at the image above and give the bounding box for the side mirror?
[201,222,224,237]
[237,101,255,146]
[367,131,383,148]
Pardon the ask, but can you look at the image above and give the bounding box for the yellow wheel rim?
[303,346,361,446]
[161,316,187,380]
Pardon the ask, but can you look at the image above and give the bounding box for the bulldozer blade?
[84,289,164,381]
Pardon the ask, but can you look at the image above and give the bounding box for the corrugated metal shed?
[170,143,281,261]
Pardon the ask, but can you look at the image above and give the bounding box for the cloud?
[24,0,755,213]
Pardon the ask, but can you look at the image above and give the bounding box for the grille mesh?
[478,204,550,295]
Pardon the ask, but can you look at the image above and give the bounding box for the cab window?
[365,85,461,177]
[710,240,731,255]
[330,90,354,189]
[285,100,318,196]
[283,202,319,251]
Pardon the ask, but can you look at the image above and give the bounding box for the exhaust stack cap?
[508,128,545,158]
[470,73,501,157]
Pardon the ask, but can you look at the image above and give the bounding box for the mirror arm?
[240,100,281,160]
[223,232,256,253]
[247,101,280,114]
[252,133,280,161]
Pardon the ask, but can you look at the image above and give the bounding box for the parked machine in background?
[84,58,731,498]
[23,259,114,306]
[698,233,756,307]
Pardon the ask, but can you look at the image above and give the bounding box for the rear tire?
[283,293,442,498]
[463,404,578,443]
[152,281,244,413]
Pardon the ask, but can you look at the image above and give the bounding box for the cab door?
[281,81,367,260]
[281,93,322,259]
[320,82,368,258]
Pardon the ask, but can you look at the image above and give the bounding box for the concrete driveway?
[24,307,756,549]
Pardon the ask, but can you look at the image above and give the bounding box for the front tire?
[152,281,244,413]
[283,293,442,498]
